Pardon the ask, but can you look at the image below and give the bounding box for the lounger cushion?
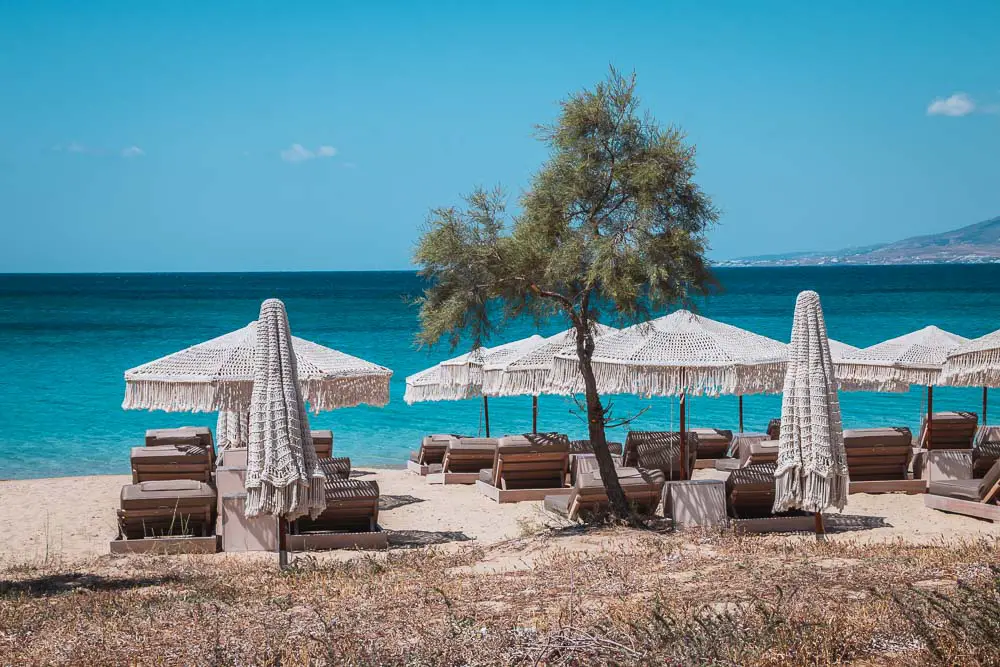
[145,427,214,450]
[479,468,493,483]
[569,440,623,455]
[131,444,211,464]
[497,434,570,455]
[120,480,216,509]
[928,479,982,502]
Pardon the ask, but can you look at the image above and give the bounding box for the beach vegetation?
[414,67,719,519]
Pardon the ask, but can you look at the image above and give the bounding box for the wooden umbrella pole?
[679,391,687,481]
[814,512,826,539]
[927,386,933,449]
[483,396,491,438]
[738,395,744,433]
[278,519,288,569]
[532,395,538,434]
[984,387,989,425]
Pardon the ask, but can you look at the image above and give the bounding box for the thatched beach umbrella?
[943,328,1000,424]
[480,325,618,432]
[123,322,392,413]
[245,299,326,565]
[838,325,968,446]
[773,291,849,530]
[551,310,788,477]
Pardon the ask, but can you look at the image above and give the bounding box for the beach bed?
[407,433,468,476]
[112,480,219,554]
[623,431,698,480]
[476,433,571,503]
[845,427,925,494]
[289,478,387,550]
[725,463,821,534]
[924,457,1000,523]
[690,427,734,469]
[426,437,499,484]
[915,411,978,449]
[543,467,665,521]
[131,443,214,483]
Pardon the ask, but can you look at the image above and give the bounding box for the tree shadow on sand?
[0,572,180,598]
[379,495,425,511]
[386,530,472,548]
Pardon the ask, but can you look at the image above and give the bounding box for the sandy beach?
[2,468,999,565]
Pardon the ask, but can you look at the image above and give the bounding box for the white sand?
[0,468,997,565]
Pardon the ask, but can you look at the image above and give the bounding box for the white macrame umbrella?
[943,328,1000,424]
[480,325,618,432]
[551,310,788,476]
[773,291,849,525]
[438,336,546,388]
[244,298,326,525]
[404,347,498,435]
[838,325,968,447]
[123,322,392,413]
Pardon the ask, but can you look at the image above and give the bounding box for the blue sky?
[1,1,998,272]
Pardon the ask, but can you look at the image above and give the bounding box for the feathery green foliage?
[414,68,719,518]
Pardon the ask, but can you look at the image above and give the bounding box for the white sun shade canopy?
[943,328,1000,387]
[123,322,393,413]
[550,310,788,397]
[481,324,618,397]
[403,349,490,404]
[437,336,546,388]
[837,325,968,390]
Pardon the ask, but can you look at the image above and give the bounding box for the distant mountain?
[720,216,1000,267]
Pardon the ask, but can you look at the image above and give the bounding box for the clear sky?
[1,1,998,272]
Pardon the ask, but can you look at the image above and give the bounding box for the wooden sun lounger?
[311,430,333,459]
[543,467,666,521]
[290,479,387,550]
[476,434,571,503]
[916,411,978,450]
[725,463,821,533]
[131,444,213,483]
[569,452,624,486]
[145,426,214,451]
[116,479,216,540]
[973,427,1000,477]
[744,440,778,466]
[407,433,470,475]
[690,428,733,466]
[924,459,1000,523]
[844,427,925,494]
[426,437,499,484]
[623,431,698,480]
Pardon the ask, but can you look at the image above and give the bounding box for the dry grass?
[1,528,999,665]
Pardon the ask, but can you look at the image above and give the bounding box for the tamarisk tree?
[414,69,719,519]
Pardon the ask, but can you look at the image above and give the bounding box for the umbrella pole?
[679,391,687,481]
[984,387,989,425]
[927,386,933,449]
[814,512,825,539]
[532,395,538,434]
[483,396,491,438]
[738,395,744,433]
[278,519,288,569]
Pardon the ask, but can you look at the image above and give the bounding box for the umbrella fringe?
[301,376,391,413]
[773,466,849,513]
[122,380,252,412]
[403,382,480,405]
[245,474,326,521]
[486,368,558,397]
[550,357,785,396]
[835,362,940,390]
[943,348,1000,386]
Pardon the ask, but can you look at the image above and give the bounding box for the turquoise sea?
[2,266,1000,480]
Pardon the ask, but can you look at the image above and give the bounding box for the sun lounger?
[569,452,625,486]
[623,431,698,480]
[145,426,214,451]
[130,443,213,483]
[407,433,470,475]
[924,458,1000,522]
[317,456,351,480]
[745,439,779,466]
[766,419,781,440]
[725,463,820,532]
[843,427,924,494]
[311,430,334,459]
[543,467,666,520]
[691,428,733,461]
[973,427,1000,477]
[916,411,978,449]
[476,434,570,502]
[117,479,216,540]
[289,478,388,550]
[425,437,499,484]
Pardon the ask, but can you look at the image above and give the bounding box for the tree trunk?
[575,323,633,521]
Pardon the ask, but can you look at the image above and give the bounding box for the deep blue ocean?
[2,266,1000,480]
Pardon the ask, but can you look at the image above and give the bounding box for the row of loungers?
[113,428,386,554]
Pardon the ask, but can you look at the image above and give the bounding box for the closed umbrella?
[943,328,1000,424]
[838,325,968,447]
[773,291,849,529]
[123,322,392,413]
[551,310,788,478]
[216,410,250,452]
[244,300,326,568]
